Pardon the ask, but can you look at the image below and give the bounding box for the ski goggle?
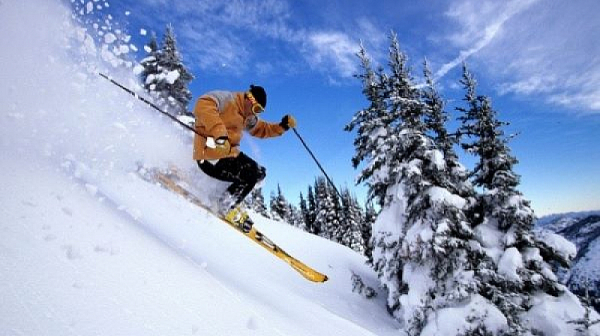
[246,92,264,114]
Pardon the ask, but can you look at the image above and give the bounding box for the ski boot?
[223,208,254,233]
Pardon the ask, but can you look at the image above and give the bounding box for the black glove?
[279,114,297,130]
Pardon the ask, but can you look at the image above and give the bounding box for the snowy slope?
[0,1,402,335]
[1,153,401,335]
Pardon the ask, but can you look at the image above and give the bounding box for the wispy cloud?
[304,31,360,78]
[128,0,371,80]
[128,0,299,74]
[177,25,250,71]
[301,18,388,80]
[435,0,539,79]
[546,70,600,111]
[438,0,600,113]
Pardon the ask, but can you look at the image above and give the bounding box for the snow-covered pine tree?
[456,63,516,196]
[345,42,392,207]
[146,24,194,116]
[422,59,454,162]
[299,193,311,232]
[422,60,469,188]
[139,33,160,93]
[245,188,269,218]
[313,178,328,238]
[288,204,306,230]
[269,185,291,222]
[306,186,319,235]
[362,202,377,263]
[339,188,365,253]
[313,177,342,242]
[422,59,477,230]
[356,33,501,335]
[457,63,588,335]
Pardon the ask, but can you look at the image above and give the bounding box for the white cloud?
[126,0,412,82]
[305,31,360,78]
[131,0,370,79]
[436,0,539,79]
[298,18,387,80]
[438,0,600,113]
[177,24,250,72]
[125,0,403,81]
[130,0,297,74]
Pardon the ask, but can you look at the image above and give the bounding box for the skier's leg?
[198,159,240,213]
[197,153,266,210]
[215,153,266,207]
[197,154,264,232]
[226,153,266,206]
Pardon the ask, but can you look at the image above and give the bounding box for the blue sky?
[84,0,599,216]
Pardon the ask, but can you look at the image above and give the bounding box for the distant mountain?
[537,210,600,231]
[536,211,600,311]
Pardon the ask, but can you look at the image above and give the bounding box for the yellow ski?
[139,167,328,283]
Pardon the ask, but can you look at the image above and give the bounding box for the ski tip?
[306,273,328,283]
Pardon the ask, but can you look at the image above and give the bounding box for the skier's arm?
[193,95,228,139]
[247,118,286,138]
[246,114,296,138]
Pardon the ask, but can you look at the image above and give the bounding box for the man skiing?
[193,85,296,232]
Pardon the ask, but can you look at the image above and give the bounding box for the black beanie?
[249,84,267,108]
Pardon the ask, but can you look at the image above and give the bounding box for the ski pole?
[98,73,205,138]
[291,127,343,199]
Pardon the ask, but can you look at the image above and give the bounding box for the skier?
[193,85,296,232]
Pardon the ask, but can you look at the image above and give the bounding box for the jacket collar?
[235,92,251,117]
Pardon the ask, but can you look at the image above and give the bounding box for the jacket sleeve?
[194,95,228,139]
[248,118,286,138]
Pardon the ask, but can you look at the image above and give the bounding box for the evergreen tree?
[306,186,319,235]
[269,185,291,222]
[330,187,344,242]
[422,60,458,169]
[356,33,493,335]
[362,202,377,263]
[386,33,424,135]
[299,193,310,232]
[422,59,476,224]
[457,64,578,334]
[345,43,392,207]
[140,33,160,93]
[245,188,269,218]
[313,177,342,241]
[313,178,329,238]
[348,36,595,335]
[457,63,516,193]
[142,24,194,116]
[288,204,306,230]
[339,188,365,253]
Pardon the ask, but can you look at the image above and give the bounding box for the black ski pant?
[197,152,266,208]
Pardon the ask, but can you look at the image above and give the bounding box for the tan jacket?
[193,91,286,160]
